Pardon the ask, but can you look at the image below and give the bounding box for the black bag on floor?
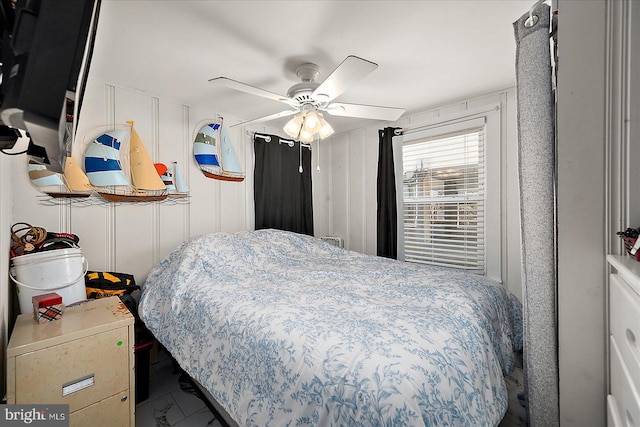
[85,271,141,316]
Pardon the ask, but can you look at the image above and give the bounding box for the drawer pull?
[626,329,640,364]
[62,374,95,397]
[121,395,128,402]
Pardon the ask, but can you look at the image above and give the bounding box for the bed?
[139,229,522,426]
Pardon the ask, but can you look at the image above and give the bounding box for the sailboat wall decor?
[28,160,66,194]
[155,162,189,198]
[63,157,94,195]
[84,121,167,202]
[193,121,245,182]
[28,158,93,198]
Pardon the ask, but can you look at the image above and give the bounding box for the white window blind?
[402,126,485,273]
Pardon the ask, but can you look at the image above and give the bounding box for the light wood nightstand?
[6,296,135,427]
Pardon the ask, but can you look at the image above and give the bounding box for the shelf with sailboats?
[28,121,190,204]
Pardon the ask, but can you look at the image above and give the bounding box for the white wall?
[555,0,640,425]
[556,1,608,425]
[325,89,522,300]
[0,74,332,295]
[6,78,252,285]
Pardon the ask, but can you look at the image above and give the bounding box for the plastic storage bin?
[10,248,88,314]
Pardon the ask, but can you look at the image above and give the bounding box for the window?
[395,107,500,279]
[402,128,485,273]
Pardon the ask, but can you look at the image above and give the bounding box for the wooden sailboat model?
[84,121,167,202]
[156,161,189,198]
[193,121,244,182]
[28,157,93,198]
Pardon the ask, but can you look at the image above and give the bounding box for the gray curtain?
[513,4,559,427]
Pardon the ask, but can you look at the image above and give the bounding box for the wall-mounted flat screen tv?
[0,0,100,172]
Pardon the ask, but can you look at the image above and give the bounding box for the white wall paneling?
[603,1,639,426]
[625,1,640,226]
[157,103,190,263]
[364,127,379,256]
[5,76,252,290]
[330,135,350,249]
[310,136,331,239]
[348,130,365,254]
[556,1,608,424]
[71,80,115,271]
[113,86,160,282]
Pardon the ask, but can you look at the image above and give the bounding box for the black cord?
[0,148,27,155]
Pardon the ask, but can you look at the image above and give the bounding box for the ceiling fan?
[208,55,405,141]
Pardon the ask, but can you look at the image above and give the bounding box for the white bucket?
[10,248,88,314]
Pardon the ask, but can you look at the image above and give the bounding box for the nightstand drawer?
[14,326,130,412]
[608,395,623,427]
[610,274,640,392]
[610,336,640,427]
[69,391,131,427]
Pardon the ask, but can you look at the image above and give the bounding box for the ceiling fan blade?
[229,110,299,128]
[324,102,405,121]
[209,77,297,107]
[312,56,378,103]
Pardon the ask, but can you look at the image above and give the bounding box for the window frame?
[394,104,502,282]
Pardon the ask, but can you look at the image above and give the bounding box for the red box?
[32,293,64,323]
[622,237,640,261]
[32,292,63,308]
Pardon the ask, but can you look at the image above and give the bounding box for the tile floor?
[135,350,221,427]
[499,367,527,427]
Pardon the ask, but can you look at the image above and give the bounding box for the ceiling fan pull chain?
[316,137,320,172]
[299,142,303,173]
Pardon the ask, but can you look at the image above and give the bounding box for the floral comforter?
[139,229,522,426]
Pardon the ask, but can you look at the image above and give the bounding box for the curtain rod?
[249,131,311,149]
[399,105,499,136]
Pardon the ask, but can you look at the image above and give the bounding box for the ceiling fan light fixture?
[318,115,335,139]
[303,111,321,133]
[213,56,404,138]
[283,110,334,141]
[284,113,304,138]
[299,128,314,143]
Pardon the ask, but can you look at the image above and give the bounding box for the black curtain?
[254,134,313,235]
[377,127,401,259]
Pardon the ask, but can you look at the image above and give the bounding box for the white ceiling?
[89,0,532,136]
